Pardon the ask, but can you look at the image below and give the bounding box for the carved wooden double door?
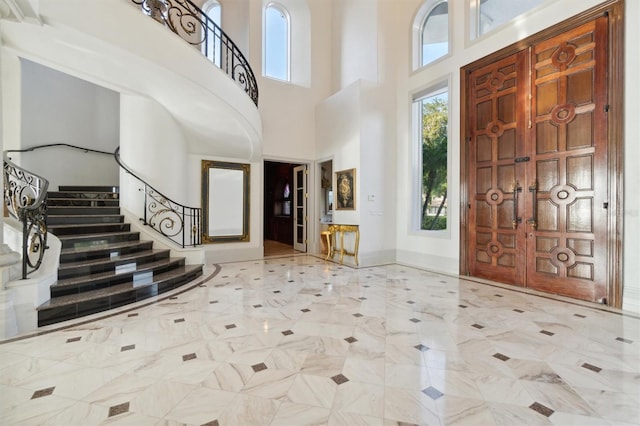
[466,17,610,303]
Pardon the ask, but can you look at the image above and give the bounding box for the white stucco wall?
[119,94,190,220]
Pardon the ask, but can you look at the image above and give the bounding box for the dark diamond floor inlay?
[407,301,416,304]
[31,387,55,399]
[174,318,185,323]
[574,313,587,318]
[108,402,130,417]
[344,336,357,343]
[209,300,219,304]
[409,318,421,323]
[183,353,197,361]
[540,330,555,336]
[513,309,525,313]
[273,290,281,293]
[331,374,349,385]
[252,363,268,372]
[422,386,443,400]
[301,309,310,313]
[493,353,510,361]
[66,337,81,343]
[616,337,633,344]
[225,324,237,329]
[201,420,220,426]
[529,402,554,417]
[128,313,139,317]
[471,323,485,329]
[358,297,367,301]
[253,304,263,308]
[353,313,363,317]
[581,363,602,373]
[414,344,429,352]
[121,344,135,352]
[458,304,467,308]
[282,330,294,336]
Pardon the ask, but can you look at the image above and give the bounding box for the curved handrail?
[3,151,49,279]
[114,147,201,247]
[5,143,201,248]
[133,0,259,106]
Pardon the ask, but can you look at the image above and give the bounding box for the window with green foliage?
[415,88,448,231]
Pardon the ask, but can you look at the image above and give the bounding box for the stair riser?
[47,191,119,200]
[60,241,154,264]
[48,207,121,215]
[58,251,171,280]
[41,268,203,326]
[59,232,141,249]
[58,186,119,193]
[48,215,124,225]
[49,223,131,236]
[51,259,187,297]
[48,199,120,207]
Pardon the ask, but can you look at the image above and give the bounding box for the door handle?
[512,181,522,229]
[528,180,538,229]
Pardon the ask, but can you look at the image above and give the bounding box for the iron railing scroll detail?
[133,0,259,106]
[114,148,201,248]
[3,153,49,279]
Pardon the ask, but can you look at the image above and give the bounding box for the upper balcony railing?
[133,0,258,106]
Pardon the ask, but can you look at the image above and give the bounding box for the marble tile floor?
[1,255,639,425]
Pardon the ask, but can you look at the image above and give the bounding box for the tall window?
[470,0,545,39]
[413,1,449,70]
[414,85,449,231]
[202,0,221,67]
[264,3,290,81]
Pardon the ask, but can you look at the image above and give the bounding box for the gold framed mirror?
[201,160,250,243]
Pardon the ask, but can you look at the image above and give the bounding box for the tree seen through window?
[420,92,448,230]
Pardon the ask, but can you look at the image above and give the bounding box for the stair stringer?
[2,217,61,336]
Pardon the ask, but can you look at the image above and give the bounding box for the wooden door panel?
[467,51,528,285]
[527,17,608,302]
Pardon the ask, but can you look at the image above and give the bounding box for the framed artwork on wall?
[335,168,356,210]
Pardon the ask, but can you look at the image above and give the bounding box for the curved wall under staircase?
[0,0,262,161]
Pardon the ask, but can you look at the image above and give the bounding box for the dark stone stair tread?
[48,207,121,214]
[49,214,124,219]
[49,224,131,235]
[60,240,152,255]
[50,223,128,229]
[53,257,186,288]
[57,231,139,241]
[39,265,203,310]
[58,248,169,269]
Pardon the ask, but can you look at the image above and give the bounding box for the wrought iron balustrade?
[114,148,201,248]
[3,152,49,279]
[133,0,259,106]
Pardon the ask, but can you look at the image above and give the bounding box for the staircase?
[37,186,203,326]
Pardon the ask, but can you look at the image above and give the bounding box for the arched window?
[413,1,449,70]
[202,0,222,67]
[264,2,290,81]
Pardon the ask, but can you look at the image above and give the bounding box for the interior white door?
[293,164,307,252]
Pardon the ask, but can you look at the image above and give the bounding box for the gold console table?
[323,224,360,266]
